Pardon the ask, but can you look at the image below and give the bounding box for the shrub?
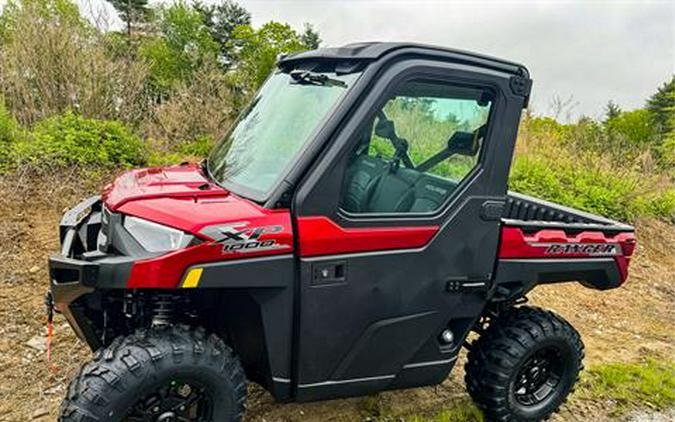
[511,155,634,220]
[146,135,215,166]
[142,65,237,144]
[13,112,146,168]
[562,117,605,150]
[177,135,214,157]
[511,117,675,222]
[657,135,675,168]
[0,100,22,168]
[0,0,149,126]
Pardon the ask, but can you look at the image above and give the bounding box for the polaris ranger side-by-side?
[49,43,636,422]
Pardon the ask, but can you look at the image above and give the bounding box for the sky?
[234,0,674,120]
[18,0,675,120]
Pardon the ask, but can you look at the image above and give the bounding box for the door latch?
[312,261,346,285]
[446,277,490,293]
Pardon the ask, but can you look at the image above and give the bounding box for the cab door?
[291,56,526,401]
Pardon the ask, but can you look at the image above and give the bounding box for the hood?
[102,163,225,211]
[102,164,287,237]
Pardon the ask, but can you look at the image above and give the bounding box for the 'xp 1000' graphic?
[203,223,285,253]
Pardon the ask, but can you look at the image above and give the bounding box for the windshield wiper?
[200,158,215,183]
[289,70,347,88]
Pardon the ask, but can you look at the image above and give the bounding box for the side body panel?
[124,210,294,288]
[179,255,296,400]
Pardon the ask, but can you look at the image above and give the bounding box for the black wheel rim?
[125,379,214,422]
[513,346,564,407]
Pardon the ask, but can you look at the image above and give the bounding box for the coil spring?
[151,294,174,327]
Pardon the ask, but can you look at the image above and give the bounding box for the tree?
[0,0,148,124]
[231,22,306,90]
[647,76,675,135]
[0,0,84,42]
[605,109,657,146]
[139,2,219,94]
[109,0,150,40]
[604,100,621,122]
[548,94,578,122]
[193,0,251,68]
[300,23,321,49]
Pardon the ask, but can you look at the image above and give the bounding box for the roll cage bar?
[370,110,486,174]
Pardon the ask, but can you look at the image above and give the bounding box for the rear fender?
[492,226,636,302]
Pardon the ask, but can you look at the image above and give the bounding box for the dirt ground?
[0,174,673,421]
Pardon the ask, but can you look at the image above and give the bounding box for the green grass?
[579,358,675,415]
[406,399,484,422]
[357,395,483,422]
[396,358,674,421]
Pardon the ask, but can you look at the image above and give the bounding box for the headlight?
[123,216,192,252]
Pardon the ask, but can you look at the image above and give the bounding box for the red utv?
[49,42,636,422]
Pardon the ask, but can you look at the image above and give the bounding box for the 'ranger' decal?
[529,242,620,256]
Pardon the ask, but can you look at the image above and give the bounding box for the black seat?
[365,167,419,213]
[408,175,458,212]
[342,155,388,213]
[342,146,459,214]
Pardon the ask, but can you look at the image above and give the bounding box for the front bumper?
[48,196,136,348]
[49,195,101,309]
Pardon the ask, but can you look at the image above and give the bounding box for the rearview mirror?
[447,131,479,157]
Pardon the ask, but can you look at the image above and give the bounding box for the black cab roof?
[278,42,529,77]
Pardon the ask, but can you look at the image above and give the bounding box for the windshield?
[207,68,361,201]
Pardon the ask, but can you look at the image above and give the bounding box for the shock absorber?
[151,293,174,328]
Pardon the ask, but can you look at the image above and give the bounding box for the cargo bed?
[493,192,637,299]
[502,191,634,233]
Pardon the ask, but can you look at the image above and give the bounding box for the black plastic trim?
[58,195,101,243]
[494,257,623,295]
[279,42,529,79]
[182,254,294,288]
[503,191,634,231]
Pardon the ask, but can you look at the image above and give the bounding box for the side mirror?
[447,131,479,157]
[374,118,396,140]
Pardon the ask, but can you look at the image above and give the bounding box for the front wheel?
[465,306,584,422]
[59,326,246,422]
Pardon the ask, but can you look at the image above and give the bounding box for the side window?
[340,79,493,214]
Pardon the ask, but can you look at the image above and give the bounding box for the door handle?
[446,276,491,293]
[312,261,346,285]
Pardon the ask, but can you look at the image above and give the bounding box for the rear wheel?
[465,306,584,422]
[59,326,246,422]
